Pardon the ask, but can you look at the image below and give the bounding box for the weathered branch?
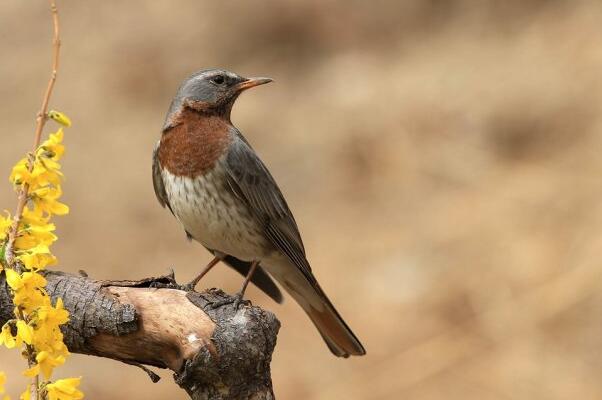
[0,270,280,400]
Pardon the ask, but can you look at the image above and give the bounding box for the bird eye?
[211,75,225,85]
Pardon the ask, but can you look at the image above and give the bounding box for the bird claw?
[204,291,250,311]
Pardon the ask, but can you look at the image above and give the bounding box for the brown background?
[2,1,602,399]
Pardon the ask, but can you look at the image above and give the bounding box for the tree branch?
[0,270,280,400]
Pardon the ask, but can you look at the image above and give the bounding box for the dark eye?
[211,75,225,85]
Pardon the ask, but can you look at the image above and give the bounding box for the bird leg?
[183,256,222,291]
[206,260,259,310]
[238,259,259,297]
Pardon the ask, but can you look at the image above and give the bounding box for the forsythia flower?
[15,223,57,250]
[37,129,65,166]
[0,212,10,245]
[15,320,33,345]
[9,158,31,187]
[9,129,65,190]
[30,160,62,189]
[45,378,83,400]
[0,319,36,351]
[5,269,47,295]
[29,187,68,216]
[47,111,71,128]
[0,323,17,349]
[24,351,66,380]
[18,251,57,271]
[30,299,70,358]
[36,298,69,328]
[3,117,80,396]
[20,207,50,228]
[0,371,9,400]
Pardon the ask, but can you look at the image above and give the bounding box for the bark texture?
[0,270,280,400]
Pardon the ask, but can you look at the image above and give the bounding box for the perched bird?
[152,69,366,357]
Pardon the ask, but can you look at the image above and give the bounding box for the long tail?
[268,259,366,357]
[304,282,366,357]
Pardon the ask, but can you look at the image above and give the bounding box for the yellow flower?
[0,371,8,400]
[40,129,64,160]
[15,224,57,250]
[18,250,57,270]
[5,269,22,290]
[5,111,75,400]
[30,187,68,216]
[29,160,62,189]
[38,129,65,162]
[5,270,46,291]
[33,351,66,380]
[45,378,83,400]
[19,386,30,400]
[30,299,70,359]
[47,111,71,128]
[0,212,11,242]
[47,128,64,144]
[37,298,69,327]
[0,323,16,349]
[37,157,61,175]
[13,291,48,314]
[9,158,31,187]
[6,270,48,311]
[20,207,49,227]
[23,349,67,379]
[0,371,6,391]
[9,155,63,190]
[22,366,38,379]
[15,320,33,345]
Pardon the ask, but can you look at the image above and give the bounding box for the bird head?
[163,69,272,129]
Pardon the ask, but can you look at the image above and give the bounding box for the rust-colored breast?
[158,107,232,177]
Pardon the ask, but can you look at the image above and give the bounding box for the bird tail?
[270,260,366,357]
[305,283,366,357]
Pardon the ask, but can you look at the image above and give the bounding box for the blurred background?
[2,0,602,398]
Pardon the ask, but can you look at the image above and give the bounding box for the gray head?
[163,68,272,130]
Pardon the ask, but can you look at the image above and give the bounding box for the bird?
[152,68,366,357]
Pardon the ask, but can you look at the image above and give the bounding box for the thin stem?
[14,307,39,399]
[4,0,61,272]
[32,0,60,149]
[32,375,39,400]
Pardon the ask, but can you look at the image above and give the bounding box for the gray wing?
[224,136,315,283]
[152,141,173,214]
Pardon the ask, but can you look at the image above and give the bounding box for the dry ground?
[2,1,602,399]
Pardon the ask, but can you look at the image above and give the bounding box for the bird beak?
[236,77,273,92]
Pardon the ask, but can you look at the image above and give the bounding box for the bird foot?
[204,291,251,311]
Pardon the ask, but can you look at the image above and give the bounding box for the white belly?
[161,167,268,261]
